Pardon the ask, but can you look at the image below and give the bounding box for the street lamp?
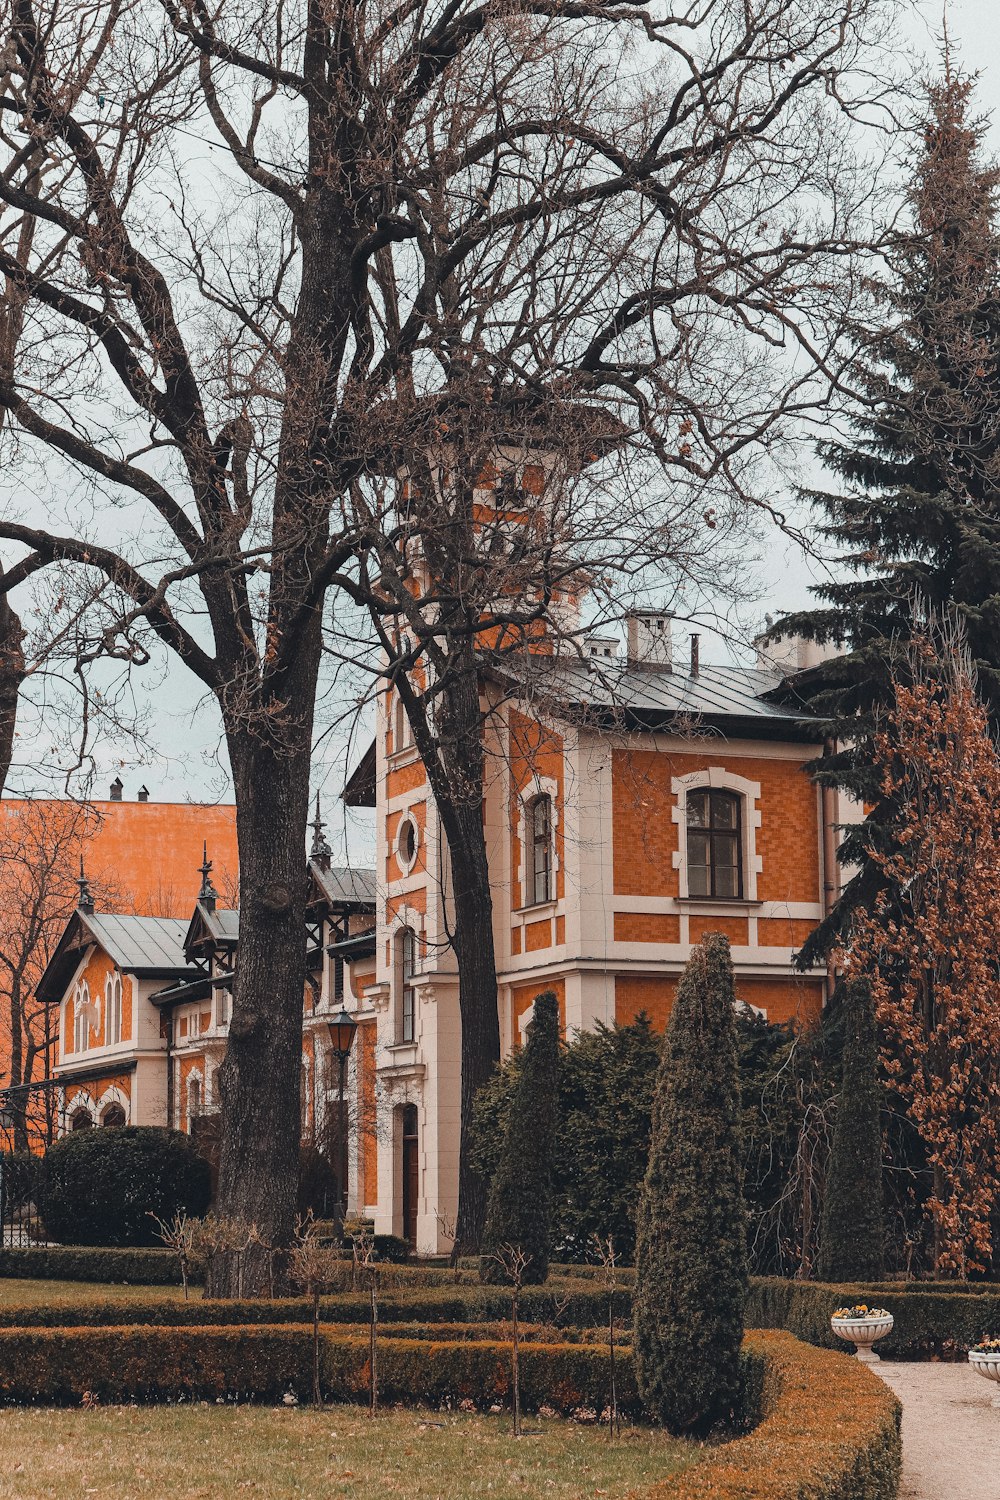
[327,1008,358,1218]
[0,1096,13,1245]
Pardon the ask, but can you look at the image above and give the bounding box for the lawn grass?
[0,1403,699,1499]
[0,1279,186,1308]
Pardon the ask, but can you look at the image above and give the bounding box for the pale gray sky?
[8,0,1000,866]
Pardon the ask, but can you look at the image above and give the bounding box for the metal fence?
[0,1080,63,1248]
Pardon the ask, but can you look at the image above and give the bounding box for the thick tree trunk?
[0,587,24,800]
[445,797,502,1253]
[421,651,502,1255]
[206,727,314,1298]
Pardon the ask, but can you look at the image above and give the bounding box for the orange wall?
[611,748,819,904]
[614,972,823,1031]
[0,797,239,918]
[511,975,566,1038]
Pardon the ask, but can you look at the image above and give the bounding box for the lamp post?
[0,1097,13,1246]
[327,1008,358,1219]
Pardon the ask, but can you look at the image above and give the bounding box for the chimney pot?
[110,777,123,802]
[690,633,700,677]
[137,786,149,802]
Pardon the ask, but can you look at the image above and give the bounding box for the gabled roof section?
[342,739,376,808]
[308,859,376,910]
[183,900,239,960]
[37,910,191,1004]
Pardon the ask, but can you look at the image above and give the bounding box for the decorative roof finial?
[77,856,94,915]
[310,791,332,869]
[198,841,219,911]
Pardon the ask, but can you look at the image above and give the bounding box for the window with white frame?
[72,982,90,1054]
[398,926,417,1042]
[105,971,122,1045]
[529,793,553,905]
[686,788,744,899]
[393,690,412,754]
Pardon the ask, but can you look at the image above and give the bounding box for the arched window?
[101,1102,126,1129]
[70,1107,92,1131]
[105,972,122,1046]
[393,691,412,754]
[398,927,417,1043]
[72,983,90,1054]
[188,1075,202,1129]
[686,789,744,899]
[529,794,553,905]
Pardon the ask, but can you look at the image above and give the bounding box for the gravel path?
[879,1361,1000,1499]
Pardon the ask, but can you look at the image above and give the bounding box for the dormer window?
[686,789,743,899]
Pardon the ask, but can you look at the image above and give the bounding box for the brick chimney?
[137,785,149,802]
[110,776,123,802]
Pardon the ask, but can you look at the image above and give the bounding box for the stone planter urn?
[968,1347,1000,1407]
[830,1309,894,1363]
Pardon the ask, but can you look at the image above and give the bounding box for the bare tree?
[0,796,115,1148]
[0,0,907,1283]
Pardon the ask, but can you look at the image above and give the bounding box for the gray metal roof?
[522,658,821,739]
[81,913,189,972]
[200,906,239,942]
[310,862,376,907]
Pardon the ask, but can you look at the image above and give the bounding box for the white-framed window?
[393,691,413,754]
[686,788,744,899]
[72,982,90,1054]
[105,971,123,1045]
[397,926,417,1043]
[529,793,553,906]
[671,768,763,902]
[396,812,419,875]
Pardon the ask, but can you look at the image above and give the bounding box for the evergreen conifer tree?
[479,991,559,1285]
[817,978,885,1283]
[773,70,1000,962]
[633,935,747,1435]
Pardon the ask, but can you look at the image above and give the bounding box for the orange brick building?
[341,595,854,1251]
[0,788,240,1132]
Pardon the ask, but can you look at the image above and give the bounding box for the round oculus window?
[399,816,417,868]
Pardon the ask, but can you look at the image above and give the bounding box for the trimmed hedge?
[0,1282,630,1330]
[748,1277,1000,1360]
[663,1330,900,1500]
[0,1247,185,1284]
[0,1322,638,1412]
[0,1322,899,1500]
[7,1251,996,1363]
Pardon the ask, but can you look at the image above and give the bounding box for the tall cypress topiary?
[633,935,747,1435]
[817,978,885,1283]
[479,991,559,1285]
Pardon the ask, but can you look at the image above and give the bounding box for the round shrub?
[39,1127,212,1247]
